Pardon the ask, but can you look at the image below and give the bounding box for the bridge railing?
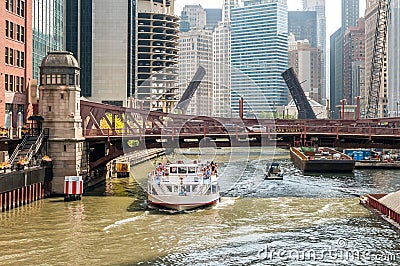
[82,123,400,138]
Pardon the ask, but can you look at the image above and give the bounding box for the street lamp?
[397,101,399,117]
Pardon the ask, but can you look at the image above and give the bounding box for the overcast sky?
[175,0,367,38]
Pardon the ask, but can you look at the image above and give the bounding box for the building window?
[16,50,20,66]
[17,0,22,16]
[16,76,20,92]
[9,22,14,39]
[9,48,13,65]
[5,74,9,91]
[21,51,24,68]
[16,25,24,42]
[20,26,24,42]
[20,77,24,92]
[9,75,14,91]
[5,21,9,37]
[17,104,24,126]
[9,0,13,12]
[20,1,24,17]
[5,47,8,64]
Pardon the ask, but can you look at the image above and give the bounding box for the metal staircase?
[8,130,47,168]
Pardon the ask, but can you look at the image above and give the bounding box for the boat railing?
[148,173,218,196]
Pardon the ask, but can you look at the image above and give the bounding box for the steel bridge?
[81,100,400,169]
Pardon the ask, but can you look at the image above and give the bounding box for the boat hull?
[290,147,355,173]
[148,194,220,211]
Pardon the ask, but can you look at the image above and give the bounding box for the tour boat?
[290,146,355,173]
[147,161,220,211]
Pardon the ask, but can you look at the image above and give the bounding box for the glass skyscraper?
[32,0,64,81]
[231,0,288,117]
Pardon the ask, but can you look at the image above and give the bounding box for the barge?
[290,147,355,173]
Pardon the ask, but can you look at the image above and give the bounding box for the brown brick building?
[343,18,365,105]
[0,0,32,128]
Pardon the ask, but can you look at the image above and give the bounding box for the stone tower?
[39,51,85,194]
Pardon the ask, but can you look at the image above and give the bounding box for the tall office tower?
[181,5,206,30]
[288,37,323,103]
[343,18,365,104]
[212,0,239,117]
[65,0,93,97]
[363,0,388,117]
[66,0,179,111]
[231,0,288,117]
[32,0,64,82]
[388,0,400,116]
[1,0,32,127]
[302,0,326,102]
[178,30,213,116]
[288,11,318,48]
[205,8,222,30]
[329,0,360,117]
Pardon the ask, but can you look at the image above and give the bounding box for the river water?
[1,148,400,265]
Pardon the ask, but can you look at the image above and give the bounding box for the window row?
[40,74,79,86]
[5,21,25,42]
[5,0,25,17]
[5,47,24,67]
[5,74,25,92]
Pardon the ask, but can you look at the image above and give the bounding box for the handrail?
[8,134,29,165]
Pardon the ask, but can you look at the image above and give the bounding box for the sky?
[175,0,367,38]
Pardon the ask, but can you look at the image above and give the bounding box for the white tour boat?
[147,161,220,211]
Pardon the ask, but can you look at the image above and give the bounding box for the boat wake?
[213,197,239,210]
[103,211,149,232]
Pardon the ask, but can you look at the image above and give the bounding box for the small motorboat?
[264,162,283,180]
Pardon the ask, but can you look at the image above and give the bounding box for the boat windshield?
[170,167,177,174]
[178,167,187,174]
[188,167,196,174]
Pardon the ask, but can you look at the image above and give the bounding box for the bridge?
[81,99,400,149]
[5,51,400,197]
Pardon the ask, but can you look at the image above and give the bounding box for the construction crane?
[282,68,317,119]
[366,0,392,118]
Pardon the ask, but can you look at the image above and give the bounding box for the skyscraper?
[388,0,400,116]
[231,0,288,117]
[329,0,360,117]
[181,5,206,30]
[288,11,318,49]
[178,30,213,116]
[65,0,93,97]
[212,0,239,117]
[136,0,179,112]
[65,0,179,110]
[32,0,64,82]
[303,0,326,102]
[1,0,32,126]
[288,37,323,103]
[205,8,222,30]
[343,18,365,104]
[364,0,388,117]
